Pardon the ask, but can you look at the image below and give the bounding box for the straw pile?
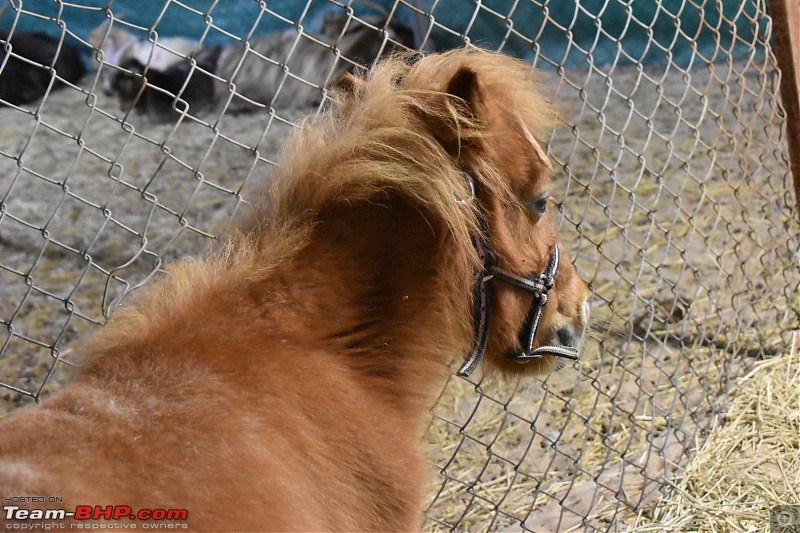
[633,333,800,532]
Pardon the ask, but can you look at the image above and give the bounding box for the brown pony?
[0,49,589,531]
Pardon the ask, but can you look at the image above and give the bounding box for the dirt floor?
[1,50,798,531]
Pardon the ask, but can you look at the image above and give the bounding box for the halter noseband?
[456,177,580,378]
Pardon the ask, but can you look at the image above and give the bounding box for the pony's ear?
[332,72,367,115]
[446,66,484,118]
[425,66,485,158]
[334,72,367,96]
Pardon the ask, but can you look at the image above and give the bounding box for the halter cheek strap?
[456,203,580,378]
[457,234,493,377]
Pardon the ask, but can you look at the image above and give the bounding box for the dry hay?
[631,332,800,532]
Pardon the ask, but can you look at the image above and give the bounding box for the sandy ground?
[1,48,798,531]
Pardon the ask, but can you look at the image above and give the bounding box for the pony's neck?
[262,196,473,410]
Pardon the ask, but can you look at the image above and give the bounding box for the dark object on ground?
[0,31,86,106]
[111,46,221,120]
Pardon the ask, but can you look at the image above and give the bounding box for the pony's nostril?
[554,325,580,349]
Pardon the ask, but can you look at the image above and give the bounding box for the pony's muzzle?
[553,300,591,352]
[539,300,591,361]
[553,324,581,350]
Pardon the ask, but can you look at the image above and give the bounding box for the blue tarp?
[0,0,768,69]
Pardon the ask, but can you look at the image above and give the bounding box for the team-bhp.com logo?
[3,502,188,530]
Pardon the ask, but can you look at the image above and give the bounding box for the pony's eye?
[527,192,550,218]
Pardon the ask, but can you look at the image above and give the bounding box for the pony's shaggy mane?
[82,49,558,364]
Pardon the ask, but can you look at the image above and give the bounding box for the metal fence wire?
[1,0,798,531]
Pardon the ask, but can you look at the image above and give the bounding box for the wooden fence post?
[770,0,800,217]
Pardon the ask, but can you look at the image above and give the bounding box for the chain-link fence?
[1,0,798,531]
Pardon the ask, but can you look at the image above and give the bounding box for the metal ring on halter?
[452,172,476,205]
